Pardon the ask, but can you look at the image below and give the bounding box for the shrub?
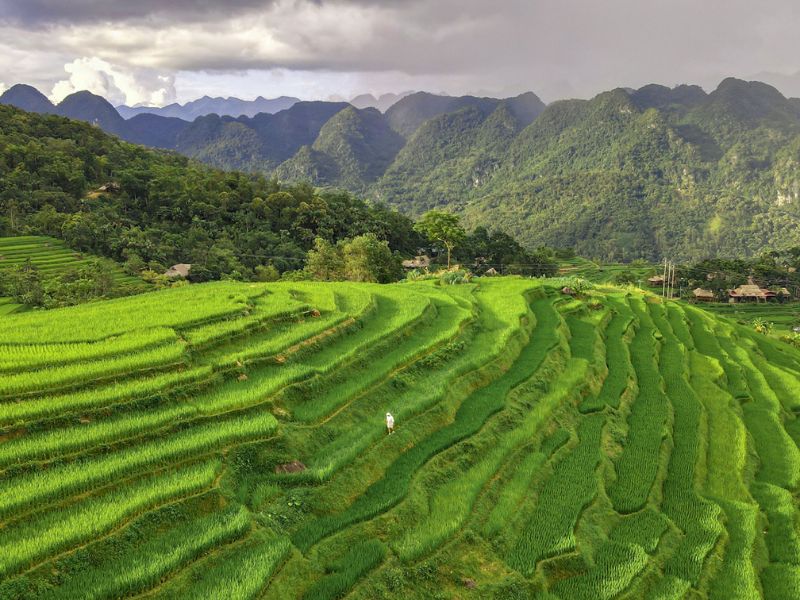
[780,333,800,348]
[439,269,473,285]
[752,317,773,335]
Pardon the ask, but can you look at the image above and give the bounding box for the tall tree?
[414,210,465,269]
[305,237,344,281]
[342,234,401,283]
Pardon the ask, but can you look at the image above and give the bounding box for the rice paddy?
[0,236,146,314]
[703,301,800,333]
[1,275,798,598]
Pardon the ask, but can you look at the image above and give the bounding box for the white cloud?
[0,82,6,95]
[50,57,176,106]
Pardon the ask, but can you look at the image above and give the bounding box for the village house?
[96,182,121,194]
[728,278,776,303]
[401,255,431,270]
[164,263,192,278]
[647,275,665,287]
[692,288,715,302]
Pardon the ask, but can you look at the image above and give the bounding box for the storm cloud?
[1,0,799,105]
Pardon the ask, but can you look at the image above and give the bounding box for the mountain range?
[116,95,301,120]
[115,91,412,120]
[349,91,414,112]
[3,79,800,261]
[0,83,542,174]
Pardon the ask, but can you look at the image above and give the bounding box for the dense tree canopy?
[306,234,402,283]
[0,105,542,287]
[0,105,421,281]
[456,226,559,277]
[0,258,131,308]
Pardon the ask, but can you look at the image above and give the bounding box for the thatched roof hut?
[401,255,431,270]
[729,280,775,302]
[692,288,714,302]
[164,263,192,278]
[96,182,120,194]
[647,275,665,286]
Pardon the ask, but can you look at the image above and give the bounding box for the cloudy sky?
[1,0,799,106]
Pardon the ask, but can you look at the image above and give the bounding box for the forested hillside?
[275,106,406,192]
[274,79,800,263]
[455,79,800,261]
[0,105,420,281]
[4,79,800,261]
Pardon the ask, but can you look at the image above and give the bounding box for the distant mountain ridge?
[0,83,545,177]
[116,91,412,120]
[116,95,301,120]
[0,84,54,114]
[0,84,191,150]
[350,91,414,112]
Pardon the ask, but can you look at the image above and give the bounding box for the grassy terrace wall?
[0,278,798,599]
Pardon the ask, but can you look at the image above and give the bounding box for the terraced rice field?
[557,256,655,285]
[702,301,800,333]
[1,277,799,598]
[0,297,23,316]
[0,236,145,303]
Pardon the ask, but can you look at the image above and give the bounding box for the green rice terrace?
[1,276,800,599]
[0,236,146,313]
[702,302,800,334]
[557,257,655,285]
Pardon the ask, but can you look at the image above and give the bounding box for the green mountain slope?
[0,104,420,281]
[378,79,800,262]
[269,79,800,262]
[1,278,799,598]
[385,91,517,137]
[3,79,798,261]
[376,94,550,213]
[174,114,265,172]
[275,106,405,191]
[176,101,350,172]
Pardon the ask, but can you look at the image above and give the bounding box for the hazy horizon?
[2,0,800,106]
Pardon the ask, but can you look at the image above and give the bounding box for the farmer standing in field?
[386,412,395,434]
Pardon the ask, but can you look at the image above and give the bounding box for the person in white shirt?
[386,412,395,434]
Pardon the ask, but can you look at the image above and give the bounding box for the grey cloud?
[0,0,277,25]
[1,0,799,103]
[0,0,410,26]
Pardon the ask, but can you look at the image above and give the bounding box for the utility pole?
[673,263,678,299]
[667,262,673,299]
[662,258,668,298]
[670,262,676,299]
